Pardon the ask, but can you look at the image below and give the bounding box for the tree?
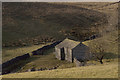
[89,39,107,64]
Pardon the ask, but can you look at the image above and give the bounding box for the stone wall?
[32,41,62,55]
[2,41,62,75]
[2,53,30,74]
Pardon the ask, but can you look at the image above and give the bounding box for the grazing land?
[2,43,51,63]
[2,29,118,77]
[3,61,118,78]
[18,50,75,73]
[2,2,119,78]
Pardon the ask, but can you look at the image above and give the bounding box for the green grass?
[17,49,75,72]
[3,46,75,73]
[2,43,51,63]
[3,61,118,78]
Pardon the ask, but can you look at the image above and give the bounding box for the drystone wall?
[2,41,62,75]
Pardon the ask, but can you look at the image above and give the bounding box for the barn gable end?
[55,38,91,62]
[72,43,90,61]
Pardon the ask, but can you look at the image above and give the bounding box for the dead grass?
[3,62,118,78]
[2,43,51,63]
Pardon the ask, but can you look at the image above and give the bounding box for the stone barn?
[55,38,91,62]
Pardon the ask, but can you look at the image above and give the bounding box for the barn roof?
[55,38,80,49]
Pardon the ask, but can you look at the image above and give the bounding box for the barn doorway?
[61,48,65,60]
[72,53,74,62]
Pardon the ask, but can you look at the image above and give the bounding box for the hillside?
[83,30,118,55]
[2,2,108,47]
[2,43,51,63]
[2,30,118,78]
[2,29,118,78]
[2,2,119,78]
[3,62,118,78]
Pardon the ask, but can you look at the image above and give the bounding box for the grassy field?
[2,43,51,63]
[83,30,118,55]
[82,30,118,68]
[2,61,118,78]
[8,29,118,77]
[2,2,119,78]
[2,46,75,73]
[2,29,118,77]
[18,50,75,73]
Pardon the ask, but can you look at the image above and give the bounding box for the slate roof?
[55,38,80,49]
